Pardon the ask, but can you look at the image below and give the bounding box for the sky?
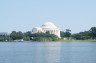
[0,0,96,33]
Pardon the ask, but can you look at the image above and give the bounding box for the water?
[0,41,96,63]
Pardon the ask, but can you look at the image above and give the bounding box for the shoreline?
[0,40,96,42]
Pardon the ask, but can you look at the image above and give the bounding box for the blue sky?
[0,0,96,33]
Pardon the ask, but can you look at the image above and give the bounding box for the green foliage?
[60,31,65,37]
[10,31,23,40]
[64,32,71,38]
[23,36,30,41]
[1,26,96,42]
[0,35,10,41]
[23,31,32,37]
[33,37,53,42]
[72,27,96,40]
[90,27,96,39]
[60,29,71,38]
[32,33,59,41]
[23,31,32,41]
[46,31,50,34]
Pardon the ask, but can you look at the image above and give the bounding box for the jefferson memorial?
[32,22,61,38]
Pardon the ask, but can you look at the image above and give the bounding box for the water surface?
[0,41,96,63]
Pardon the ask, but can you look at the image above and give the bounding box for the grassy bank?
[1,40,96,42]
[22,40,96,42]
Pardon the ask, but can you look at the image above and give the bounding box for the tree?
[0,35,10,41]
[72,33,83,40]
[66,29,71,32]
[24,31,32,37]
[23,36,30,41]
[17,31,23,39]
[60,31,65,37]
[10,31,23,40]
[64,29,71,38]
[31,33,59,41]
[71,27,96,40]
[23,31,32,40]
[90,27,96,39]
[46,31,50,34]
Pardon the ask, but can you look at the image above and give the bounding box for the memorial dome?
[41,22,58,28]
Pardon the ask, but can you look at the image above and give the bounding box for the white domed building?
[32,27,44,33]
[32,22,61,38]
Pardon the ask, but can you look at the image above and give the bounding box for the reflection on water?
[0,42,61,63]
[32,42,61,63]
[0,42,96,63]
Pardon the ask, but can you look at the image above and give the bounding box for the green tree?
[0,35,10,41]
[24,31,32,37]
[23,31,32,40]
[64,29,71,38]
[72,34,82,40]
[90,27,96,39]
[60,31,65,37]
[10,31,23,40]
[31,33,59,41]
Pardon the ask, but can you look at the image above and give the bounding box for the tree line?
[0,27,96,41]
[72,27,96,40]
[60,27,96,40]
[0,31,58,42]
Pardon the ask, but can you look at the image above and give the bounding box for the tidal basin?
[0,41,96,63]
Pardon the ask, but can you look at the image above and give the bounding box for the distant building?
[32,22,61,38]
[0,32,9,36]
